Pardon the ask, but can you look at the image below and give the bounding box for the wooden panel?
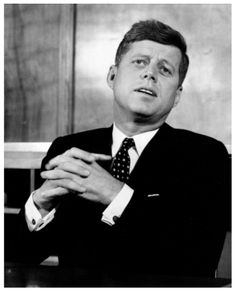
[57,4,75,136]
[4,4,75,142]
[73,4,231,146]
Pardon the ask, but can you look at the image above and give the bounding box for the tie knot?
[122,137,135,150]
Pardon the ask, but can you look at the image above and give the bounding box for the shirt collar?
[112,123,158,157]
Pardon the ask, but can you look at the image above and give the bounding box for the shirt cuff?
[101,184,134,226]
[25,191,56,232]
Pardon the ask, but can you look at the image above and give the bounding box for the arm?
[14,138,98,263]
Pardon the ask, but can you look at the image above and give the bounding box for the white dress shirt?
[25,124,158,231]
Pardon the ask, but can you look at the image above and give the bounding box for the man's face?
[107,40,183,124]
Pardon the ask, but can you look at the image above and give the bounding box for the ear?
[107,65,117,89]
[173,86,183,108]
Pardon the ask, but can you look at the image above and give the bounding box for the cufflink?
[147,193,160,197]
[32,219,36,225]
[113,216,119,223]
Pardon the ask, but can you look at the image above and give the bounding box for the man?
[17,19,229,279]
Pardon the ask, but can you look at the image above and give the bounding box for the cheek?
[114,75,130,95]
[115,67,137,86]
[160,82,178,99]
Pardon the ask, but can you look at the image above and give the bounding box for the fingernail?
[40,172,45,178]
[84,170,90,176]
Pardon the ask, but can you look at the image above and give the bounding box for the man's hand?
[33,179,70,216]
[40,147,124,205]
[33,147,111,215]
[35,147,123,214]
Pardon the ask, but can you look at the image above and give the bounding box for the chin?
[132,110,156,120]
[131,104,157,116]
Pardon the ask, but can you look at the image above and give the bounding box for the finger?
[41,171,86,194]
[45,155,69,170]
[64,147,95,163]
[41,187,69,198]
[52,178,86,193]
[46,155,79,170]
[41,168,88,182]
[46,148,95,170]
[45,159,90,177]
[46,155,90,171]
[57,161,90,177]
[92,153,112,161]
[40,169,86,193]
[41,169,70,180]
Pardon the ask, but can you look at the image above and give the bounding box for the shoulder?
[162,123,228,156]
[41,126,112,168]
[53,127,111,146]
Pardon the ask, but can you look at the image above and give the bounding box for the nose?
[140,68,157,82]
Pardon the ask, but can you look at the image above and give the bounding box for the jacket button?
[113,216,119,223]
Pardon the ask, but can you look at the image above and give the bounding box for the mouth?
[134,87,157,97]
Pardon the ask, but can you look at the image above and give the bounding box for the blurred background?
[4,3,231,146]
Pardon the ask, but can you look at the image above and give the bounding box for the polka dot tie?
[111,138,135,182]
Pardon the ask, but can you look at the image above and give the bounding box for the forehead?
[123,40,182,68]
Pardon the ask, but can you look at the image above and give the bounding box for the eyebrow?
[158,59,176,72]
[131,54,176,71]
[131,54,150,60]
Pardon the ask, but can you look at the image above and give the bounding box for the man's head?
[115,19,189,87]
[107,19,189,130]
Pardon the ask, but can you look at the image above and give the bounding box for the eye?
[159,66,172,76]
[132,59,147,66]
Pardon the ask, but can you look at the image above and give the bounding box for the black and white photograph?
[4,2,232,287]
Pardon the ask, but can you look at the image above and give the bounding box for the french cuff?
[25,191,56,232]
[101,184,134,226]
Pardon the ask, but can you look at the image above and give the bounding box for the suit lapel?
[95,123,175,187]
[93,125,113,171]
[128,123,174,192]
[92,126,113,155]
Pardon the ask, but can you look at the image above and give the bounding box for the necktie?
[111,138,135,182]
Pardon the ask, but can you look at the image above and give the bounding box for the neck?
[113,102,169,136]
[114,118,165,136]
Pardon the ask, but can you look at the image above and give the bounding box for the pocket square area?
[147,193,160,197]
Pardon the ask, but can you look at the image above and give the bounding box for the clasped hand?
[33,148,124,214]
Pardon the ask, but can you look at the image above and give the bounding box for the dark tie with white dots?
[111,137,135,183]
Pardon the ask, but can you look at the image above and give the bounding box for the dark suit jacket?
[16,123,230,278]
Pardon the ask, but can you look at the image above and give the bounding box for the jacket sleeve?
[11,137,70,264]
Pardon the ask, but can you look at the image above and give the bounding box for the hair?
[115,19,189,87]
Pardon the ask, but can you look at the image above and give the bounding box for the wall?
[5,4,231,147]
[4,4,74,141]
